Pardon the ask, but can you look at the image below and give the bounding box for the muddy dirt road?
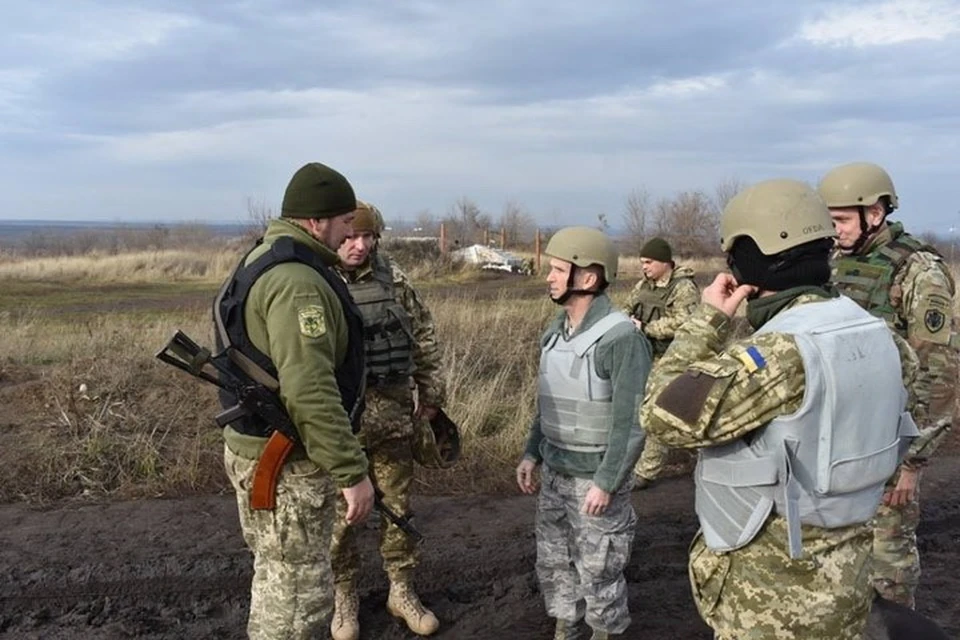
[2,459,959,640]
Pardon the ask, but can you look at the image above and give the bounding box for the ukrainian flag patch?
[736,345,767,373]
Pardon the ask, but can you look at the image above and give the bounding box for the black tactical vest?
[213,235,366,437]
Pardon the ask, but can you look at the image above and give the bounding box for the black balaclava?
[727,236,833,293]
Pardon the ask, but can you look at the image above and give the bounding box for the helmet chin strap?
[550,266,599,305]
[844,206,884,254]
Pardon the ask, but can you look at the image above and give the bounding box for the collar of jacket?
[858,221,904,256]
[549,293,615,338]
[266,218,341,266]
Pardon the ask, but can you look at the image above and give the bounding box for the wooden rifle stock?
[249,431,296,511]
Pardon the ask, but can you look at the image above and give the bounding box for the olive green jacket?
[223,218,368,488]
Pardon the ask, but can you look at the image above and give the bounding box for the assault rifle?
[156,330,422,543]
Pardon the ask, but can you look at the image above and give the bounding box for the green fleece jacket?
[523,294,653,492]
[222,218,368,488]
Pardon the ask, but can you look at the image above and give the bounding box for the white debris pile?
[450,244,531,274]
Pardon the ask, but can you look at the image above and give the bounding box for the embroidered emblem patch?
[924,309,945,333]
[298,305,327,338]
[736,346,767,373]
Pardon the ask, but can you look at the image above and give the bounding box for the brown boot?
[387,580,439,636]
[330,583,360,640]
[633,475,655,491]
[554,619,584,640]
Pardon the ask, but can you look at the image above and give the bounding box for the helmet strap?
[848,205,884,254]
[550,265,600,305]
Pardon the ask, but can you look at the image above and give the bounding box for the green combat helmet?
[818,162,899,211]
[412,410,461,469]
[281,162,357,219]
[544,226,619,283]
[352,200,385,236]
[721,179,836,255]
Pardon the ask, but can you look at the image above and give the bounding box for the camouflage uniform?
[331,255,445,587]
[642,295,920,640]
[524,294,651,636]
[832,221,959,608]
[221,214,369,639]
[225,447,337,640]
[622,265,699,481]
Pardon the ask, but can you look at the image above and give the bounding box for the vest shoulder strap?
[571,311,632,357]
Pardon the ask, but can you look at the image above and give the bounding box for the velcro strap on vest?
[781,437,805,559]
[699,456,778,487]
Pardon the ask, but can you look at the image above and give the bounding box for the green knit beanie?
[281,162,357,219]
[640,237,673,263]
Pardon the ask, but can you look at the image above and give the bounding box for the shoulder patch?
[298,304,327,338]
[924,308,945,333]
[655,369,721,425]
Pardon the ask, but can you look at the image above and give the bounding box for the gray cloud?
[1,0,959,232]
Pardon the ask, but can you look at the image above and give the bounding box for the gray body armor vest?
[695,296,919,558]
[346,255,416,384]
[538,311,634,452]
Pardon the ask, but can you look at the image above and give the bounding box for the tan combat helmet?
[544,226,619,283]
[818,162,899,211]
[720,179,836,255]
[352,200,385,236]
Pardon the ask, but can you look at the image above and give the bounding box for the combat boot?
[553,618,583,640]
[387,580,439,636]
[330,583,360,640]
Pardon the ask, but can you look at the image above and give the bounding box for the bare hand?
[516,458,539,494]
[341,476,375,525]
[702,273,757,318]
[415,404,439,422]
[631,318,643,330]
[582,485,611,516]
[883,467,920,508]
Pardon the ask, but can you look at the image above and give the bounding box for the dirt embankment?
[2,459,959,640]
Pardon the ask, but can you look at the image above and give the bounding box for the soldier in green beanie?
[216,162,375,640]
[621,237,700,489]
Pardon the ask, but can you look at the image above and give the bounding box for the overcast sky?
[2,0,959,231]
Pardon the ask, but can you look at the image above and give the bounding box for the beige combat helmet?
[544,226,619,283]
[818,162,899,211]
[720,179,836,255]
[352,200,385,236]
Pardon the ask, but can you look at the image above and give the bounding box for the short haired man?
[516,227,652,640]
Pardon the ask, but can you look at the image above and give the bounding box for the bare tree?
[712,177,747,213]
[244,196,275,241]
[442,196,491,246]
[498,201,536,247]
[653,190,721,257]
[623,189,652,254]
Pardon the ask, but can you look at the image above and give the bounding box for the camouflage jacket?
[833,222,958,465]
[621,265,699,354]
[641,293,919,450]
[338,254,446,411]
